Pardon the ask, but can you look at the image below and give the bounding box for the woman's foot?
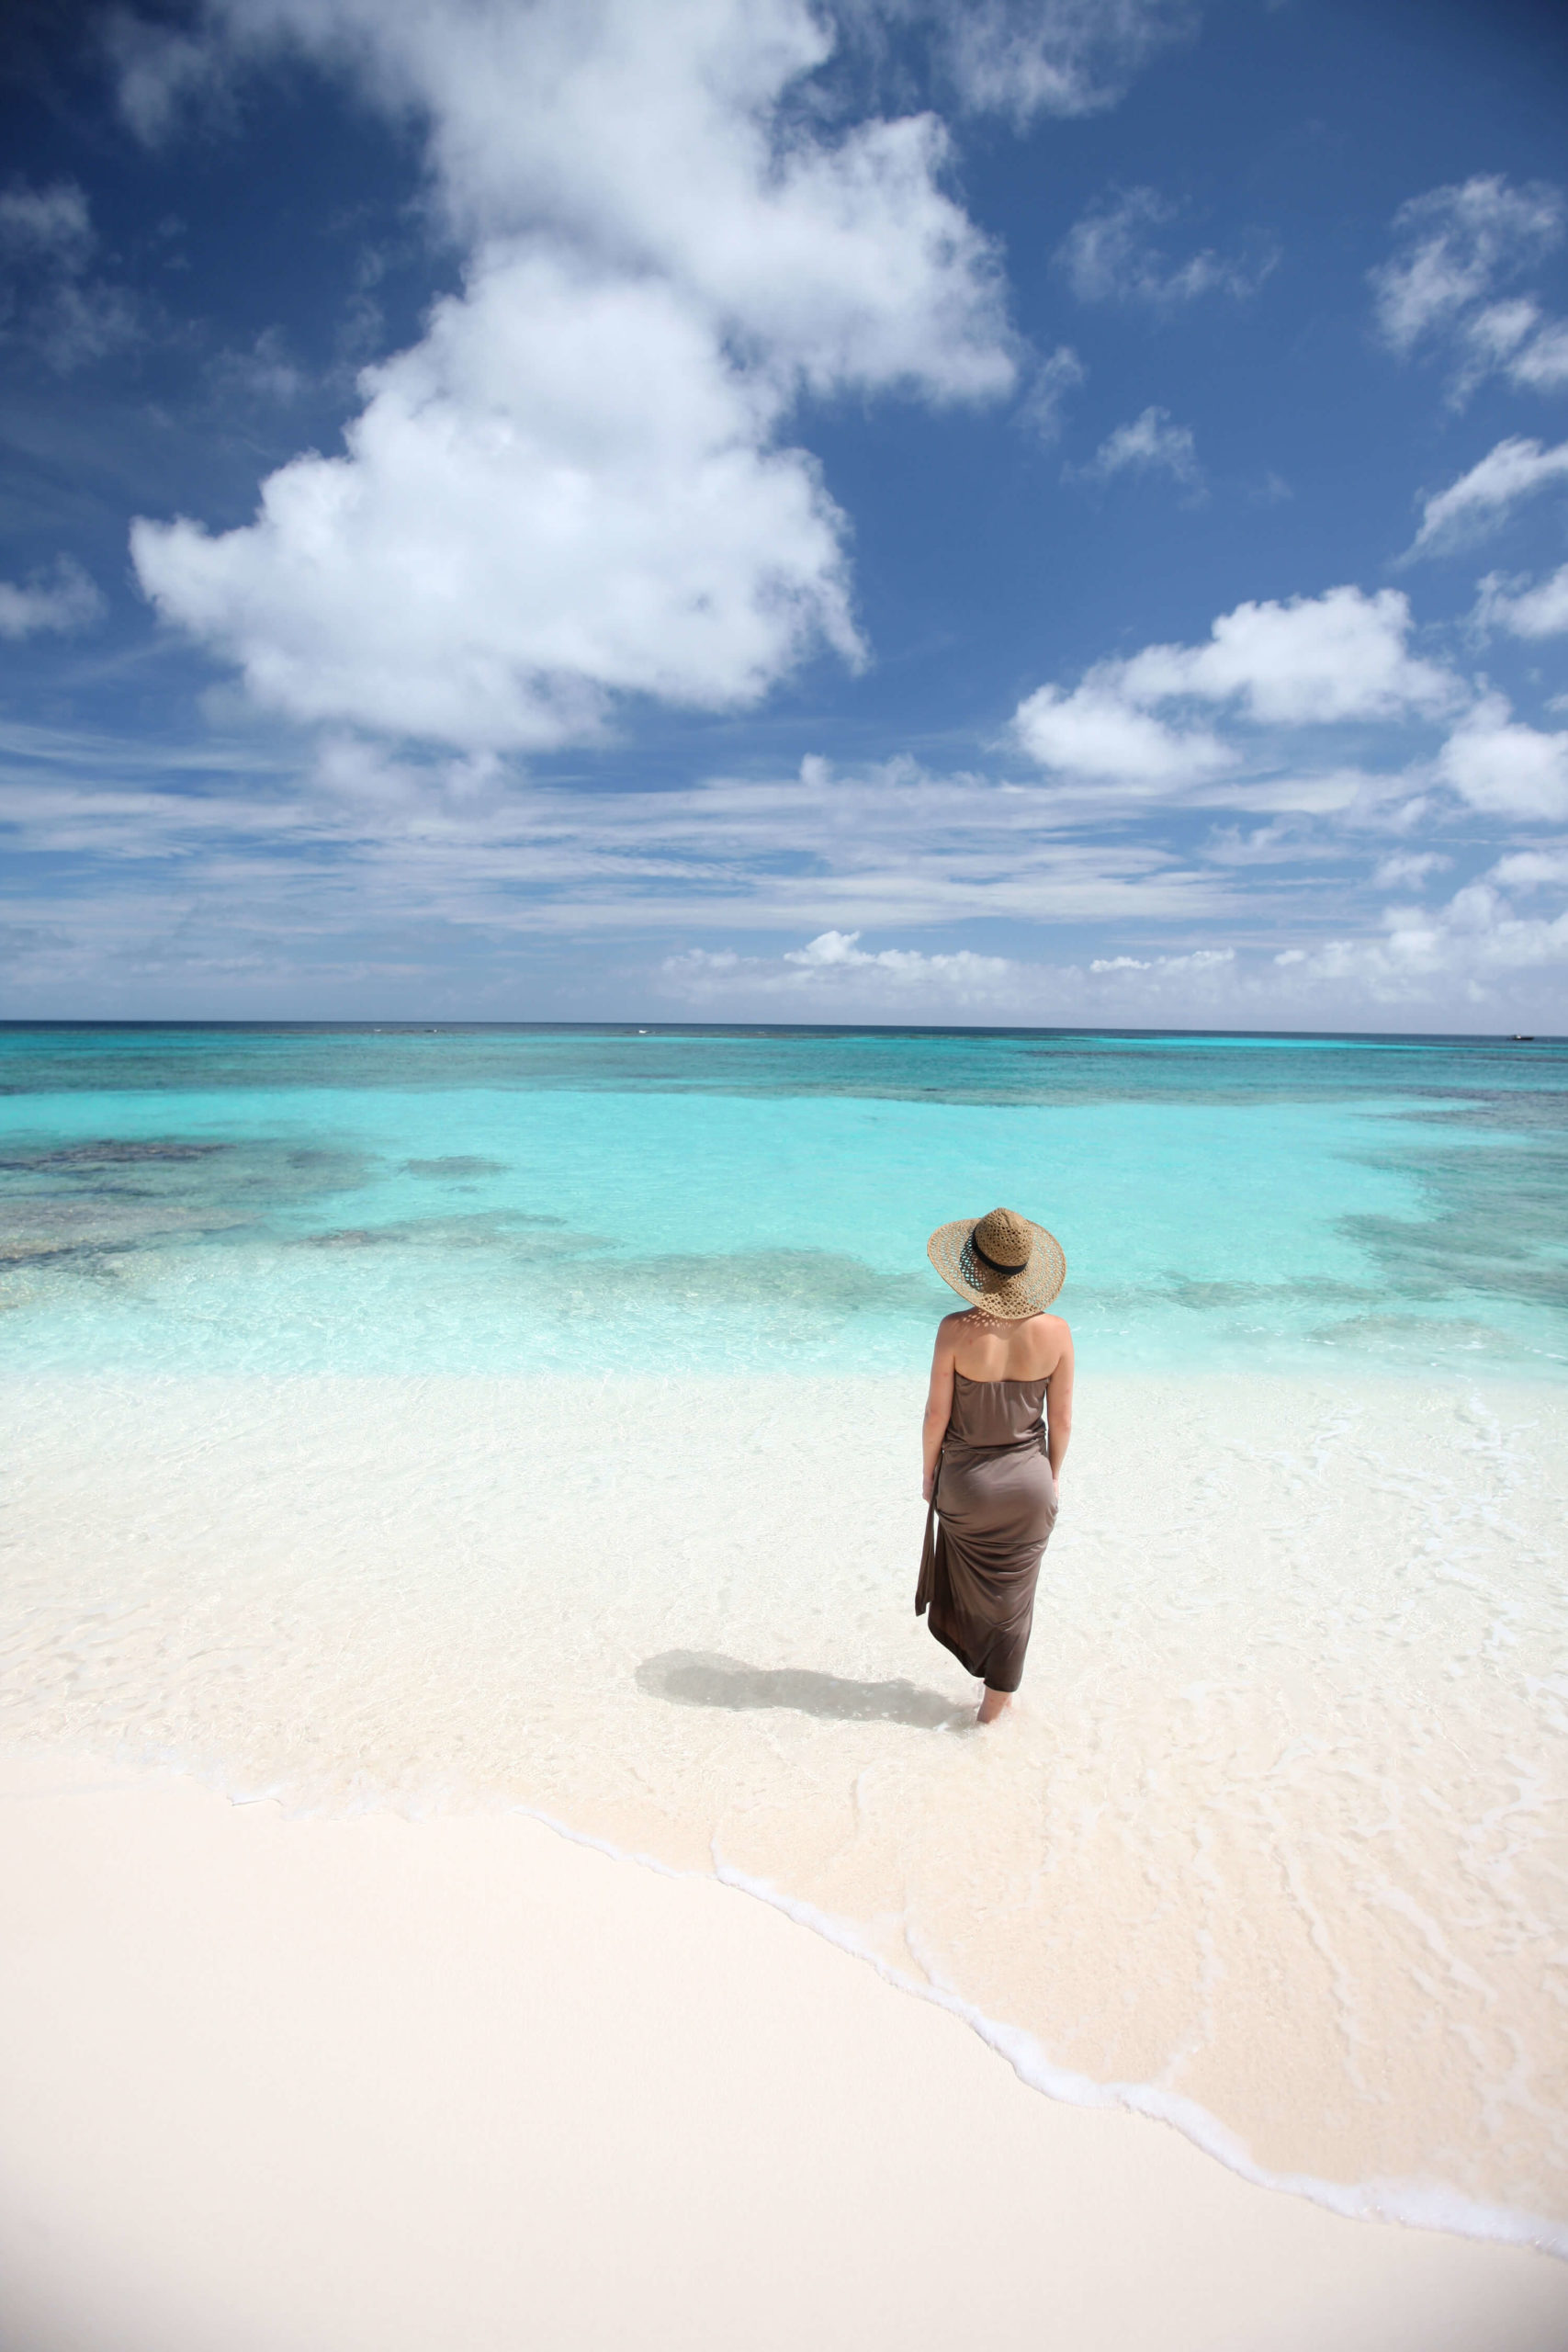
[976,1686,1011,1724]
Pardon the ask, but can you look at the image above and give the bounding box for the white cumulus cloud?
[1014,585,1459,789]
[664,929,1021,1009]
[1277,876,1568,998]
[1121,586,1457,723]
[126,0,1024,750]
[1437,694,1568,821]
[134,249,861,748]
[1489,850,1568,891]
[1089,945,1232,973]
[1013,676,1233,785]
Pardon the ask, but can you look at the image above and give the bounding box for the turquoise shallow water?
[3,1023,1566,1378]
[6,1022,1568,2242]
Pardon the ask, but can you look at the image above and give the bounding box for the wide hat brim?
[926,1216,1066,1317]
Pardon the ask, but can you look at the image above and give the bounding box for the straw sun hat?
[926,1205,1066,1319]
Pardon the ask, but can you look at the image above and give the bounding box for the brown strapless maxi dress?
[916,1371,1058,1692]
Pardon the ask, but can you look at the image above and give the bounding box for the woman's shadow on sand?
[637,1650,968,1730]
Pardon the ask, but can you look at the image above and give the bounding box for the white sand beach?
[3,1744,1567,2352]
[6,1373,1567,2236]
[4,1368,1567,2345]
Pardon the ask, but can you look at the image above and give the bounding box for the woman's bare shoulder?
[1033,1312,1072,1372]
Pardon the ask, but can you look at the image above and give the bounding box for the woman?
[917,1206,1073,1724]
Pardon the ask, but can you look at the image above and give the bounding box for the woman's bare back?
[945,1308,1070,1385]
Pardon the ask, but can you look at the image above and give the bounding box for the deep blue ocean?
[2,1022,1565,1378]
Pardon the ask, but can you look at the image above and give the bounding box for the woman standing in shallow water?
[917,1207,1073,1725]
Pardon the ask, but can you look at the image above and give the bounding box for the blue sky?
[3,0,1568,1027]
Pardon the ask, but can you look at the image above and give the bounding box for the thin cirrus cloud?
[7,703,1566,1019]
[1012,584,1460,792]
[1370,174,1568,402]
[124,0,1032,752]
[1055,184,1277,308]
[0,725,1234,946]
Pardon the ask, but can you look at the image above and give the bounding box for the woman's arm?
[921,1319,957,1501]
[1046,1324,1074,1487]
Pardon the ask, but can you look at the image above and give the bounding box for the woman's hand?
[921,1470,935,1504]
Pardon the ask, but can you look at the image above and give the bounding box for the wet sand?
[2,1747,1565,2352]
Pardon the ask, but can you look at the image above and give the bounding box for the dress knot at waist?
[942,1427,1045,1455]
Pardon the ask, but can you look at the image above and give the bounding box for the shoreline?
[4,1743,1568,2352]
[6,1367,1567,2245]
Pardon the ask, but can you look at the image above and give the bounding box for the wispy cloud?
[938,0,1201,127]
[1371,174,1568,404]
[0,725,1234,948]
[1405,435,1568,557]
[1055,184,1276,308]
[0,558,104,640]
[0,179,94,265]
[1067,404,1201,490]
[5,700,1566,1022]
[1475,562,1568,640]
[1017,343,1086,441]
[1372,850,1450,890]
[0,175,141,371]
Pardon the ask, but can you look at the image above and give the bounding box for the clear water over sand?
[4,1023,1567,1378]
[3,1026,1566,2246]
